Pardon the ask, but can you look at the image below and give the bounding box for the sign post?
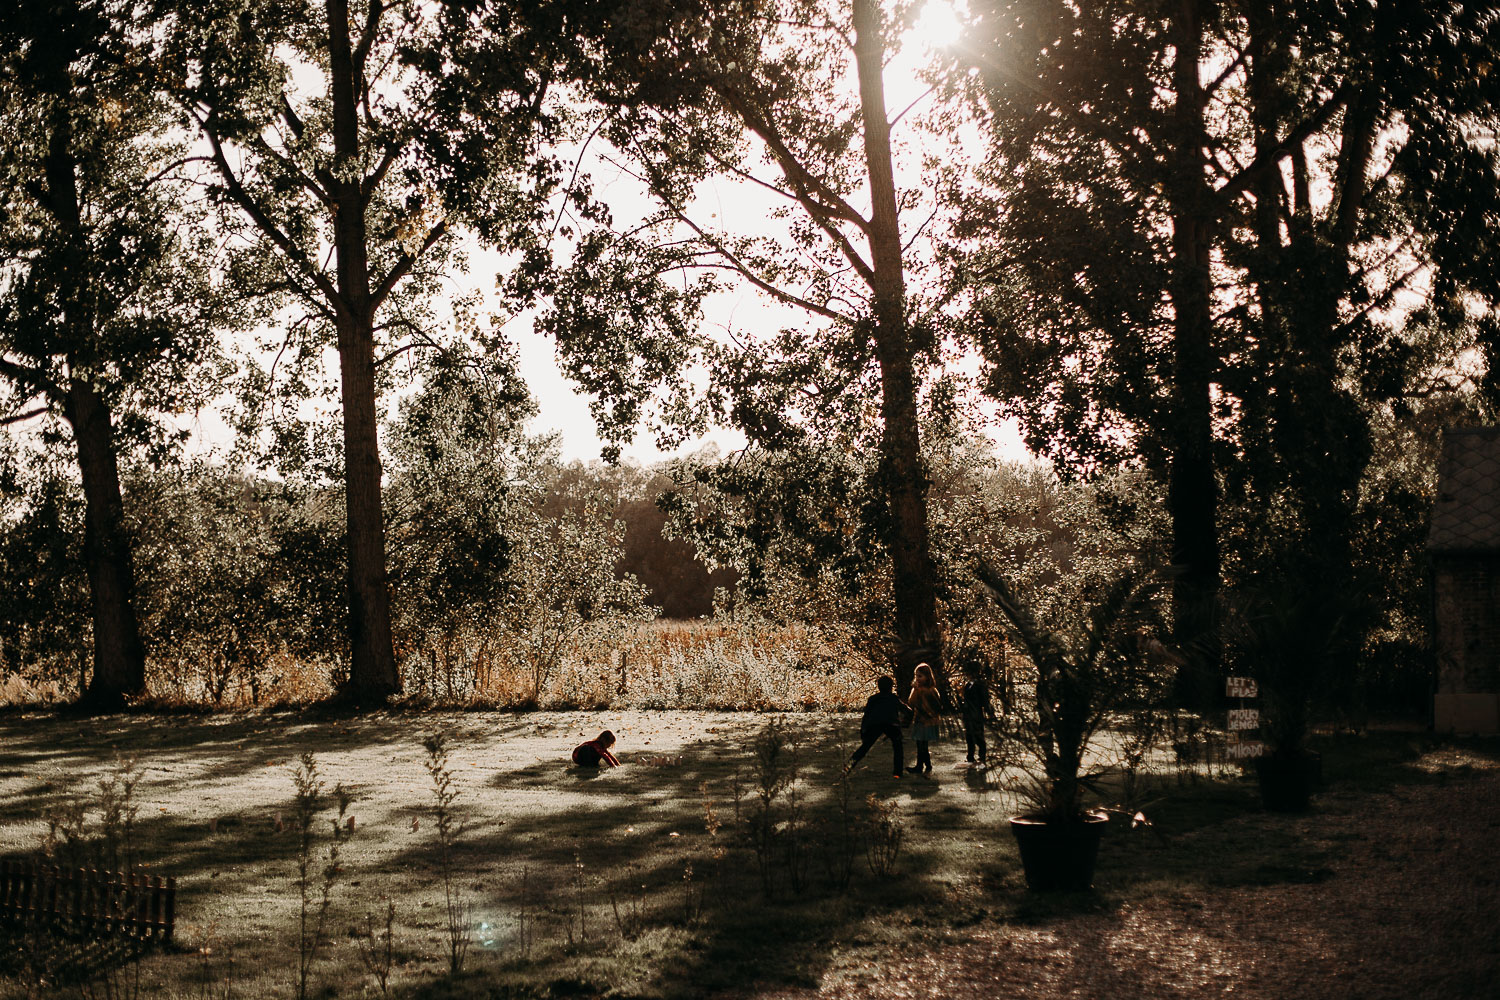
[1225,677,1262,760]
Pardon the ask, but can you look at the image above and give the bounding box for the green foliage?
[385,350,537,649]
[546,1,956,675]
[493,486,653,703]
[0,463,90,691]
[0,0,227,441]
[127,463,346,698]
[954,0,1500,726]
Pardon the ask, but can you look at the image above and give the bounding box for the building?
[1428,426,1500,733]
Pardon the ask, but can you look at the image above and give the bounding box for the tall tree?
[0,0,221,710]
[164,0,565,700]
[540,0,950,692]
[955,0,1500,692]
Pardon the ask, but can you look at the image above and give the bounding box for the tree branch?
[666,206,851,323]
[195,108,344,313]
[1,405,50,426]
[1214,79,1353,207]
[0,355,63,399]
[369,220,448,311]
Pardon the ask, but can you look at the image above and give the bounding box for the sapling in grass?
[517,864,538,958]
[567,851,589,946]
[420,732,471,973]
[747,720,793,899]
[781,740,811,895]
[40,755,140,876]
[680,859,702,925]
[33,756,148,1000]
[865,794,904,878]
[193,920,235,1000]
[609,862,647,941]
[354,898,396,996]
[290,752,352,1000]
[821,733,861,892]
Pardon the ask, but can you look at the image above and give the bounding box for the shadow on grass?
[0,926,185,993]
[0,709,566,826]
[1078,727,1497,908]
[6,713,1485,999]
[382,720,994,999]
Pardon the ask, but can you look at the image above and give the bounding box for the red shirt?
[571,740,620,767]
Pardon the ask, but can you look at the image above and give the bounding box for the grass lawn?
[0,709,1495,999]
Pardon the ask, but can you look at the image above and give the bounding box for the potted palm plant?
[1220,578,1363,812]
[975,559,1174,890]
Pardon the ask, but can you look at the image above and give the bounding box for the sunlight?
[910,0,966,53]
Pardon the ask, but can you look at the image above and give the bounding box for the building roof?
[1428,426,1500,555]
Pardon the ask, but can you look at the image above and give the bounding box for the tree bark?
[326,0,399,701]
[65,380,147,711]
[852,0,942,696]
[1167,0,1221,704]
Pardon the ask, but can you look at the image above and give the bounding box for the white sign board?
[1226,677,1259,698]
[1225,740,1264,760]
[1227,708,1260,731]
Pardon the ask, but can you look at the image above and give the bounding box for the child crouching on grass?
[572,730,620,768]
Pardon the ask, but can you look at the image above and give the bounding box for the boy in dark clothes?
[961,666,995,764]
[845,676,911,777]
[572,730,620,768]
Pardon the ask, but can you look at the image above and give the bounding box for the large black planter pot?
[1009,811,1109,891]
[1255,751,1321,813]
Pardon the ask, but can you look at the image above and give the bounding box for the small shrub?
[290,753,352,1000]
[354,899,396,997]
[421,732,471,974]
[821,735,861,892]
[865,794,904,878]
[567,852,589,946]
[747,720,794,899]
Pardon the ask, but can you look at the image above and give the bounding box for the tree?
[164,0,566,700]
[542,0,953,692]
[955,0,1500,696]
[384,346,538,681]
[0,0,223,709]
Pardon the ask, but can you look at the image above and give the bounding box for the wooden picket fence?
[0,860,175,942]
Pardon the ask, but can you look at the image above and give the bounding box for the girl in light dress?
[908,663,942,775]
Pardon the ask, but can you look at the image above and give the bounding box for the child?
[909,663,942,775]
[961,663,994,764]
[846,676,911,778]
[572,730,620,768]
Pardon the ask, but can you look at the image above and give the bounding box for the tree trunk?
[852,0,942,697]
[327,0,399,701]
[65,380,147,711]
[1167,1,1221,705]
[41,91,147,712]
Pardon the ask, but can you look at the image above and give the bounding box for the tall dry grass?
[0,618,874,711]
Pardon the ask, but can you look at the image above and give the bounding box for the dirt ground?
[733,749,1500,1000]
[1,711,1496,999]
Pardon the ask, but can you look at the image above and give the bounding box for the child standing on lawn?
[909,663,942,775]
[845,676,911,777]
[572,730,621,768]
[961,663,995,764]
